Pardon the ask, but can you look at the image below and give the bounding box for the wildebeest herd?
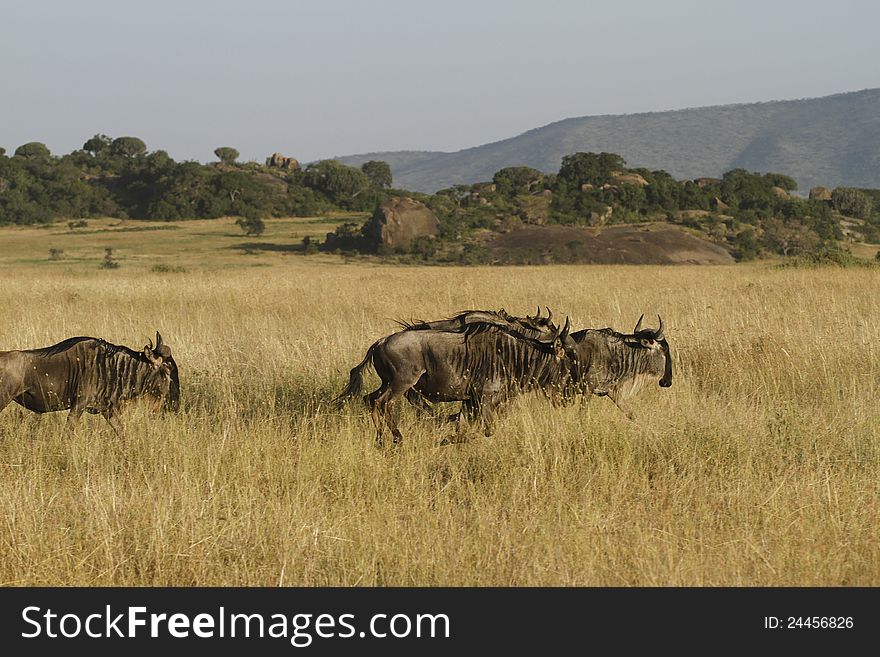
[337,309,672,444]
[0,310,672,444]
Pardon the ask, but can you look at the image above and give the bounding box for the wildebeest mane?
[25,336,145,361]
[396,308,555,340]
[460,326,567,395]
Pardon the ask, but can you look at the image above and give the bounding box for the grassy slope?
[0,226,877,585]
[337,88,880,192]
[0,215,364,271]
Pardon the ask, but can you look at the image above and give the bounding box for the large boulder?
[809,186,833,201]
[710,196,730,211]
[265,152,300,171]
[771,186,790,199]
[367,197,440,249]
[588,204,613,226]
[611,171,649,187]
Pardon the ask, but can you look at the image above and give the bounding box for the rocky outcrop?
[367,197,440,249]
[611,171,649,186]
[771,186,790,199]
[809,186,833,201]
[588,205,613,226]
[265,152,300,170]
[711,197,730,211]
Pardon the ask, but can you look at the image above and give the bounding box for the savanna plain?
[0,217,877,585]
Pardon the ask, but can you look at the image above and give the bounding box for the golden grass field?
[0,217,878,585]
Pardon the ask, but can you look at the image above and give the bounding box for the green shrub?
[236,214,265,236]
[99,247,120,269]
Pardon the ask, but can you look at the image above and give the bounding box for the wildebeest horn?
[156,331,163,349]
[535,306,542,319]
[655,315,665,341]
[546,307,553,323]
[560,316,570,340]
[634,314,644,333]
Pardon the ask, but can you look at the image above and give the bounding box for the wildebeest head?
[522,306,556,332]
[508,307,574,354]
[143,331,180,411]
[629,314,673,388]
[523,313,573,362]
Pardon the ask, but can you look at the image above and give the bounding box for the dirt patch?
[486,223,734,265]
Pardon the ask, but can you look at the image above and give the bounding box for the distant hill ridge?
[336,88,880,193]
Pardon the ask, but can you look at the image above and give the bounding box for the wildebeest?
[394,307,569,415]
[336,317,573,444]
[0,331,180,433]
[568,314,672,418]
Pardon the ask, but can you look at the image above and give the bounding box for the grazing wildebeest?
[0,332,180,433]
[336,317,574,445]
[568,315,672,418]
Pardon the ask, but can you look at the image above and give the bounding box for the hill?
[336,88,880,193]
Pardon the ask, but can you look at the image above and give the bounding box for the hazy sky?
[2,0,878,163]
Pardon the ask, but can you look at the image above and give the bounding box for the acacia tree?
[493,166,543,196]
[109,136,147,158]
[83,134,112,156]
[361,160,392,188]
[14,142,51,160]
[214,147,240,164]
[557,152,626,188]
[304,160,370,201]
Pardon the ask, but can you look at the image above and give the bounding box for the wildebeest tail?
[334,340,380,406]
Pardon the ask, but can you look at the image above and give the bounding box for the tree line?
[2,136,877,262]
[0,136,393,225]
[415,152,879,261]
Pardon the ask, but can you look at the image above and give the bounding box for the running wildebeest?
[336,316,574,445]
[568,314,672,418]
[394,307,570,416]
[0,332,180,433]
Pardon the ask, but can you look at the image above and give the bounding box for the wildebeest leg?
[477,397,501,437]
[102,408,123,436]
[65,407,85,433]
[377,375,422,446]
[608,393,635,420]
[363,387,383,409]
[405,389,432,415]
[441,399,481,445]
[367,385,388,444]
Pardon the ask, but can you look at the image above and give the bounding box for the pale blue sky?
[2,0,878,162]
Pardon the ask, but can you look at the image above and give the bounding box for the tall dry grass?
[0,262,878,585]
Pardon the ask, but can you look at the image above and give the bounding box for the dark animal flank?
[456,329,568,396]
